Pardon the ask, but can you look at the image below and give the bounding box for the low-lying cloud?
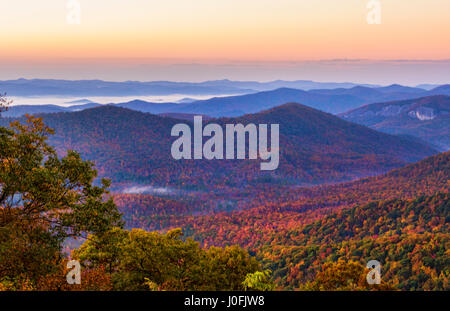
[122,185,173,195]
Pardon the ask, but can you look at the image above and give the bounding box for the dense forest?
[263,193,449,290]
[114,152,450,290]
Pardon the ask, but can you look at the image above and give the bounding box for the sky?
[1,0,450,84]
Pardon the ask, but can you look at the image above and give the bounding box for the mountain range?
[168,83,450,116]
[0,78,382,97]
[4,83,450,118]
[0,103,437,189]
[341,95,450,151]
[0,79,253,97]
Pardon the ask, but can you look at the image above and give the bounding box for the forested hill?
[290,192,449,246]
[156,153,449,291]
[0,103,438,189]
[341,95,450,151]
[263,192,449,290]
[161,151,449,249]
[111,152,449,290]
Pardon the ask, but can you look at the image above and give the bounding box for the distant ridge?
[0,78,381,97]
[341,95,450,151]
[3,82,450,118]
[0,79,254,96]
[1,103,102,117]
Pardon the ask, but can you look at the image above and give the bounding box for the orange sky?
[1,0,449,83]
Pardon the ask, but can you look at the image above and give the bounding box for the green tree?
[0,116,123,237]
[74,228,261,291]
[243,270,275,291]
[205,245,262,290]
[0,99,123,289]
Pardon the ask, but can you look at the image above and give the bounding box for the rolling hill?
[115,100,179,114]
[163,151,450,244]
[262,192,449,290]
[117,84,449,117]
[166,88,366,116]
[120,151,449,291]
[0,78,253,96]
[112,151,450,233]
[5,83,450,118]
[155,152,449,290]
[2,105,67,117]
[340,95,450,151]
[2,87,368,117]
[111,84,444,117]
[1,103,437,190]
[308,83,450,105]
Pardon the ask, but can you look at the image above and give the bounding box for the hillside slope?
[264,193,449,290]
[341,95,450,151]
[168,151,449,249]
[154,152,449,290]
[1,104,437,189]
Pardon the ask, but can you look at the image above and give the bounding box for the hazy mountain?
[311,84,427,101]
[4,82,450,118]
[375,84,425,94]
[65,99,95,104]
[340,95,450,151]
[176,98,197,104]
[0,78,386,98]
[2,88,371,117]
[67,103,102,111]
[1,105,67,117]
[115,100,180,114]
[2,103,435,189]
[427,84,450,95]
[2,103,102,117]
[197,79,379,91]
[157,112,212,121]
[416,84,441,90]
[0,78,254,96]
[110,84,450,117]
[168,88,368,116]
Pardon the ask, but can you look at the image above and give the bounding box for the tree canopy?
[0,99,123,289]
[74,227,261,291]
